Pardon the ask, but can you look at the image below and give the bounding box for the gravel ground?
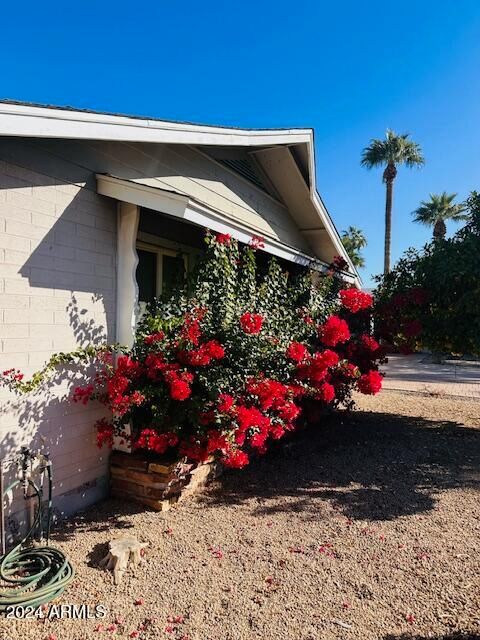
[2,391,480,640]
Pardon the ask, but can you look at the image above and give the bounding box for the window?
[136,242,187,307]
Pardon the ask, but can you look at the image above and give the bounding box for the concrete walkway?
[381,354,480,400]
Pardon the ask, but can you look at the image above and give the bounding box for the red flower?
[116,355,142,378]
[341,362,359,379]
[135,429,178,454]
[236,405,270,430]
[249,235,265,250]
[403,319,422,338]
[339,288,374,313]
[145,353,168,380]
[357,370,382,395]
[316,382,335,403]
[250,429,268,449]
[95,418,114,448]
[179,438,209,462]
[240,312,264,335]
[359,334,380,354]
[144,331,165,345]
[222,449,249,468]
[72,384,94,405]
[278,401,301,421]
[181,317,202,345]
[169,377,191,401]
[318,315,350,346]
[246,378,289,410]
[269,423,285,439]
[218,393,234,413]
[215,232,232,245]
[1,368,24,383]
[286,342,308,363]
[206,429,228,454]
[331,255,348,271]
[313,349,339,369]
[130,390,145,406]
[204,340,225,360]
[181,347,211,366]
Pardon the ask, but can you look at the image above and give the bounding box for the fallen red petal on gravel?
[167,615,185,624]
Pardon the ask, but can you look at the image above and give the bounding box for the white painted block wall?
[0,155,117,532]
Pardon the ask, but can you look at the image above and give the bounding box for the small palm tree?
[361,129,424,274]
[341,226,367,268]
[412,192,467,240]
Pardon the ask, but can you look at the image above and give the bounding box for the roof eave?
[0,100,312,146]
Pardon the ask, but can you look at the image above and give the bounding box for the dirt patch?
[3,392,480,640]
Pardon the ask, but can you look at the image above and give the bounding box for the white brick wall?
[0,155,117,527]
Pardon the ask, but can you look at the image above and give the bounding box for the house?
[0,100,358,524]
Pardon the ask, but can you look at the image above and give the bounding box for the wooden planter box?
[110,451,221,511]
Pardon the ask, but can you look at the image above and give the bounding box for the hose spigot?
[19,447,34,499]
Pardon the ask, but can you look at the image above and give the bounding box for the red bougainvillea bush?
[2,233,383,469]
[374,192,480,356]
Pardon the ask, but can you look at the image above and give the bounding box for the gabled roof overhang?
[0,100,360,286]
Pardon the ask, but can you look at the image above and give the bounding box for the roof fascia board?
[304,132,361,283]
[0,102,311,147]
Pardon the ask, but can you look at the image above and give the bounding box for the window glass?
[162,254,186,297]
[136,249,157,304]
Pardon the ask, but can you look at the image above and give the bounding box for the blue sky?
[2,1,480,284]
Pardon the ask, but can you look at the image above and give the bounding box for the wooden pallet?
[110,451,220,511]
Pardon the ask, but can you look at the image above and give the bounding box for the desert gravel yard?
[3,391,480,640]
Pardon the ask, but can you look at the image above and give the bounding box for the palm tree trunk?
[433,219,446,240]
[383,163,397,274]
[384,179,394,274]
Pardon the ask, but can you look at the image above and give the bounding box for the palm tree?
[341,226,367,268]
[361,129,424,274]
[412,192,467,240]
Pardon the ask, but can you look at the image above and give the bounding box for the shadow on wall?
[0,375,111,541]
[200,409,480,522]
[0,158,118,530]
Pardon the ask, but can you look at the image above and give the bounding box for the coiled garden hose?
[0,466,74,611]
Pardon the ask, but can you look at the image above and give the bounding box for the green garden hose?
[0,465,74,611]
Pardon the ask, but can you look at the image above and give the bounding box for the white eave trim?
[0,101,360,286]
[0,101,312,147]
[304,134,361,284]
[97,174,356,283]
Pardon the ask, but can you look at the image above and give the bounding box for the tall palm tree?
[361,129,424,274]
[341,226,367,268]
[412,192,467,240]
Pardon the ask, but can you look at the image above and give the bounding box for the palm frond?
[361,129,424,169]
[412,192,468,228]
